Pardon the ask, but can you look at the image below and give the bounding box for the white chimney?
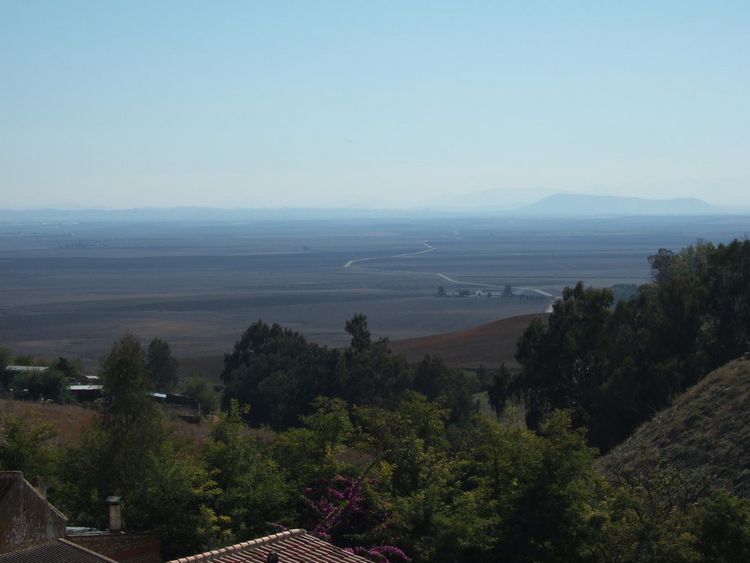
[106,496,122,531]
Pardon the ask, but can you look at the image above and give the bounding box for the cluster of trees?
[2,349,749,561]
[0,354,81,402]
[512,240,750,451]
[2,239,750,561]
[0,337,214,407]
[221,313,478,430]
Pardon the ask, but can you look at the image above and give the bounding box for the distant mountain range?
[516,193,716,216]
[0,194,729,222]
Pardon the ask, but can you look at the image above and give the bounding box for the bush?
[183,376,219,416]
[11,368,69,402]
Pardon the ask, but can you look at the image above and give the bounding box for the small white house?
[5,365,48,374]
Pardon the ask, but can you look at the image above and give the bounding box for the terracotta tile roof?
[0,539,116,562]
[169,529,371,563]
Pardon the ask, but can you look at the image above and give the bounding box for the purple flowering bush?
[302,474,411,562]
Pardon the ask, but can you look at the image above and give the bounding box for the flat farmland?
[1,213,748,366]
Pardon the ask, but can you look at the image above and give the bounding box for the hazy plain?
[1,213,748,364]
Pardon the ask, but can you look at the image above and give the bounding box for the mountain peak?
[518,193,715,216]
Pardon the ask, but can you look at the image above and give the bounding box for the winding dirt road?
[343,241,555,299]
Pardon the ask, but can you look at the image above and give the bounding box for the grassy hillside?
[0,399,227,444]
[599,357,750,496]
[178,354,226,383]
[0,398,97,445]
[390,312,548,368]
[179,312,547,377]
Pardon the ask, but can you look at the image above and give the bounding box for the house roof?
[5,366,47,373]
[69,385,104,391]
[0,539,116,563]
[0,471,68,553]
[168,529,371,563]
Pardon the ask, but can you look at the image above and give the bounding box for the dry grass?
[0,398,270,446]
[0,398,97,446]
[599,357,750,496]
[390,312,548,368]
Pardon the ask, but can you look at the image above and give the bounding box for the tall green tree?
[99,332,163,499]
[487,364,514,421]
[346,313,372,352]
[515,282,612,431]
[204,400,289,541]
[221,320,340,428]
[146,337,179,392]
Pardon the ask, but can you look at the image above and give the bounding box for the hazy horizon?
[0,192,746,215]
[3,2,749,209]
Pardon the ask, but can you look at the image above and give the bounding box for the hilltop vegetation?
[3,238,750,561]
[600,358,750,497]
[513,239,750,451]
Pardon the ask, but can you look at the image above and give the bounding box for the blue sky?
[1,1,749,209]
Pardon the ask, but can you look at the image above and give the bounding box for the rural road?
[343,241,555,298]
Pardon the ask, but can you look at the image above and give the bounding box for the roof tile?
[0,539,116,563]
[167,530,371,563]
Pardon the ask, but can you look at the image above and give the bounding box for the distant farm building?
[5,365,48,374]
[68,384,104,401]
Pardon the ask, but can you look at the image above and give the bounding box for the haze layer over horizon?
[2,2,749,209]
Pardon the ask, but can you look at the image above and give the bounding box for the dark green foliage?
[11,353,750,563]
[0,414,56,478]
[129,440,228,557]
[183,375,219,415]
[585,462,750,563]
[99,333,161,499]
[221,316,419,429]
[51,356,82,379]
[688,491,750,562]
[0,347,12,389]
[487,364,514,420]
[54,422,228,559]
[515,240,750,451]
[10,235,750,563]
[146,337,179,392]
[609,283,639,303]
[406,355,479,425]
[516,282,612,431]
[346,313,372,352]
[53,334,234,559]
[339,336,412,407]
[12,354,35,366]
[221,320,341,428]
[300,396,354,452]
[203,401,288,543]
[11,368,69,402]
[464,411,601,563]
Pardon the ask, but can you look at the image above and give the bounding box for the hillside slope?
[0,399,221,444]
[599,357,750,496]
[390,313,547,368]
[180,313,547,375]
